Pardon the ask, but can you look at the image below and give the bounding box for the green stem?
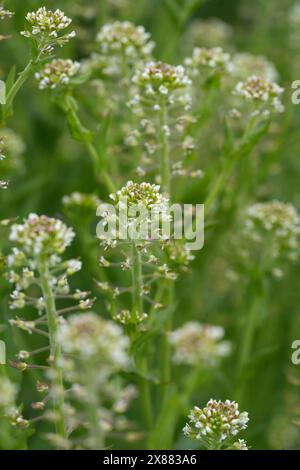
[159,281,173,405]
[39,258,67,443]
[158,100,174,408]
[85,141,116,194]
[159,101,171,195]
[131,241,153,430]
[63,95,116,194]
[205,150,240,212]
[236,277,265,403]
[2,60,33,123]
[83,363,104,449]
[205,116,269,213]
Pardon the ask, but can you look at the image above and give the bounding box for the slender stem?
[63,96,116,194]
[238,280,264,371]
[131,241,153,430]
[85,141,116,194]
[83,363,105,449]
[205,117,269,213]
[236,276,265,403]
[158,99,173,407]
[159,101,171,195]
[205,150,239,213]
[5,60,33,110]
[2,60,33,124]
[131,242,143,320]
[38,258,67,443]
[159,281,173,405]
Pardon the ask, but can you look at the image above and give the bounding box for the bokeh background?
[1,0,300,450]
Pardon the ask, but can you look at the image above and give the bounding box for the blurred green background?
[1,0,300,450]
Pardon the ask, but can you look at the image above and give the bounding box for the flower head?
[0,5,14,20]
[184,18,232,49]
[97,21,154,59]
[9,213,75,257]
[234,75,284,114]
[98,181,170,245]
[242,201,300,270]
[228,439,249,450]
[111,180,169,213]
[232,53,278,81]
[169,322,231,366]
[57,313,129,367]
[184,399,249,448]
[185,47,232,76]
[21,7,75,53]
[62,192,101,211]
[132,61,191,98]
[35,59,80,90]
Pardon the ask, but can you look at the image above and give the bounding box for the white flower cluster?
[183,399,249,448]
[185,47,232,76]
[62,192,101,211]
[243,201,300,271]
[0,5,14,19]
[58,313,129,367]
[130,61,192,111]
[99,181,171,246]
[169,322,231,366]
[112,180,169,213]
[184,18,232,49]
[234,75,284,115]
[21,7,76,53]
[232,53,278,81]
[6,214,89,313]
[97,21,154,59]
[35,59,80,90]
[9,213,75,257]
[229,439,248,450]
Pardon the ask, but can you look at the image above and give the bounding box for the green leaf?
[147,386,180,449]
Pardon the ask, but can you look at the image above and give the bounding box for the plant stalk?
[39,258,67,443]
[131,241,153,430]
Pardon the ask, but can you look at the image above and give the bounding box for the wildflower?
[99,181,171,244]
[112,181,169,213]
[228,439,249,450]
[184,18,232,49]
[58,313,129,366]
[9,213,75,257]
[232,53,278,81]
[131,61,191,106]
[62,192,101,211]
[184,399,249,449]
[234,75,284,115]
[169,322,231,366]
[9,318,36,334]
[241,201,300,273]
[10,290,26,309]
[0,5,14,19]
[66,259,82,275]
[185,47,232,76]
[35,59,81,90]
[114,309,147,325]
[97,21,154,60]
[21,7,76,53]
[11,410,29,429]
